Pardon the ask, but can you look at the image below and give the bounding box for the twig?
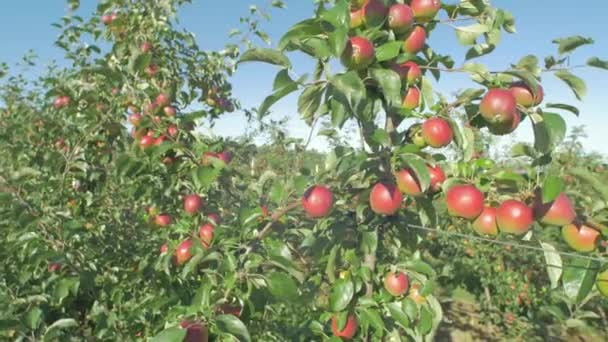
[256,201,300,240]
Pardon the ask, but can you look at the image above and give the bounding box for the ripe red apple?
[384,272,409,296]
[184,194,203,214]
[101,14,114,25]
[370,182,402,215]
[395,168,423,196]
[217,151,233,164]
[392,61,421,85]
[53,95,71,109]
[146,64,159,77]
[154,135,167,146]
[402,87,420,110]
[302,185,334,218]
[207,213,221,225]
[411,0,441,22]
[199,223,214,248]
[140,42,153,53]
[479,89,518,128]
[472,206,498,236]
[167,125,179,137]
[387,4,414,34]
[446,184,485,220]
[175,239,194,265]
[362,0,388,27]
[534,192,576,226]
[350,9,364,29]
[510,82,544,107]
[261,205,269,218]
[331,314,358,339]
[163,106,177,116]
[48,262,62,273]
[421,117,452,148]
[155,214,172,227]
[496,200,533,235]
[403,26,426,54]
[597,269,608,297]
[139,135,155,149]
[180,321,209,342]
[427,164,446,192]
[155,93,170,106]
[341,36,375,70]
[129,113,142,126]
[160,243,168,254]
[562,223,599,252]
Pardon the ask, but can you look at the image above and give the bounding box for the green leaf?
[454,24,489,46]
[418,305,433,335]
[360,230,378,255]
[320,0,349,28]
[370,128,390,147]
[400,153,431,192]
[376,41,403,62]
[554,70,587,100]
[359,308,385,332]
[298,83,325,122]
[587,57,608,70]
[149,327,187,342]
[43,319,78,341]
[192,166,222,191]
[562,258,598,303]
[329,279,354,312]
[542,175,564,203]
[330,71,366,116]
[132,53,151,73]
[503,70,539,95]
[238,48,291,68]
[515,55,540,75]
[328,26,349,57]
[279,19,324,51]
[552,36,594,55]
[369,68,401,110]
[387,302,410,328]
[267,272,298,300]
[545,103,579,116]
[216,315,251,342]
[540,242,562,290]
[511,143,537,158]
[25,307,42,329]
[533,113,566,153]
[404,259,436,277]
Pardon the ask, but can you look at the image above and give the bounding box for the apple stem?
[256,201,300,240]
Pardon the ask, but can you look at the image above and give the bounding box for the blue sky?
[1,1,607,153]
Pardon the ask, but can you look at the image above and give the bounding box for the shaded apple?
[411,0,441,22]
[446,184,484,220]
[184,194,203,214]
[167,124,179,137]
[331,314,358,340]
[510,81,544,107]
[180,321,209,342]
[155,93,170,106]
[139,135,155,149]
[403,26,426,54]
[384,272,409,296]
[534,192,576,226]
[428,164,446,192]
[350,9,364,29]
[302,185,334,218]
[392,61,421,85]
[402,87,420,110]
[370,182,402,215]
[129,113,142,126]
[175,239,193,265]
[562,223,599,252]
[199,223,214,248]
[155,213,172,227]
[395,168,423,196]
[496,200,533,235]
[487,110,521,135]
[164,106,177,116]
[421,117,452,148]
[387,4,413,34]
[472,206,498,236]
[341,36,375,70]
[217,151,233,164]
[362,0,388,27]
[207,213,221,225]
[48,262,62,273]
[160,243,168,254]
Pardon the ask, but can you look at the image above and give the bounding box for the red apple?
[302,185,334,218]
[534,192,576,226]
[341,36,375,70]
[510,82,544,107]
[155,214,172,227]
[163,106,177,116]
[199,223,214,248]
[331,315,358,340]
[446,184,485,220]
[217,151,233,164]
[403,26,426,54]
[402,87,420,110]
[155,93,170,106]
[362,0,388,27]
[180,321,209,342]
[411,0,442,22]
[154,135,167,146]
[472,206,499,236]
[139,135,155,149]
[48,262,62,273]
[562,223,600,252]
[167,125,179,137]
[384,272,409,296]
[160,243,168,254]
[350,9,364,29]
[140,42,153,53]
[175,239,194,265]
[496,200,533,235]
[479,89,518,129]
[387,4,414,34]
[392,61,421,85]
[146,64,159,77]
[421,117,452,148]
[129,113,142,126]
[184,194,203,214]
[101,14,114,25]
[395,168,423,196]
[428,164,446,192]
[370,182,402,215]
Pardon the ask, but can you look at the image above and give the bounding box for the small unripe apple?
[446,184,484,220]
[184,194,203,214]
[140,42,153,53]
[370,182,402,215]
[403,26,426,54]
[427,164,446,192]
[496,200,533,235]
[155,213,172,227]
[407,123,427,147]
[395,168,423,196]
[411,0,441,22]
[155,93,170,106]
[596,269,608,297]
[510,81,544,107]
[350,9,364,29]
[163,106,177,116]
[139,135,155,149]
[362,0,388,27]
[392,61,421,85]
[472,206,499,236]
[402,87,420,110]
[341,36,375,70]
[175,239,194,265]
[387,4,414,34]
[331,314,358,340]
[562,223,599,252]
[534,192,576,226]
[302,185,334,218]
[421,117,452,148]
[199,223,214,248]
[480,89,518,128]
[217,151,233,164]
[384,272,409,296]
